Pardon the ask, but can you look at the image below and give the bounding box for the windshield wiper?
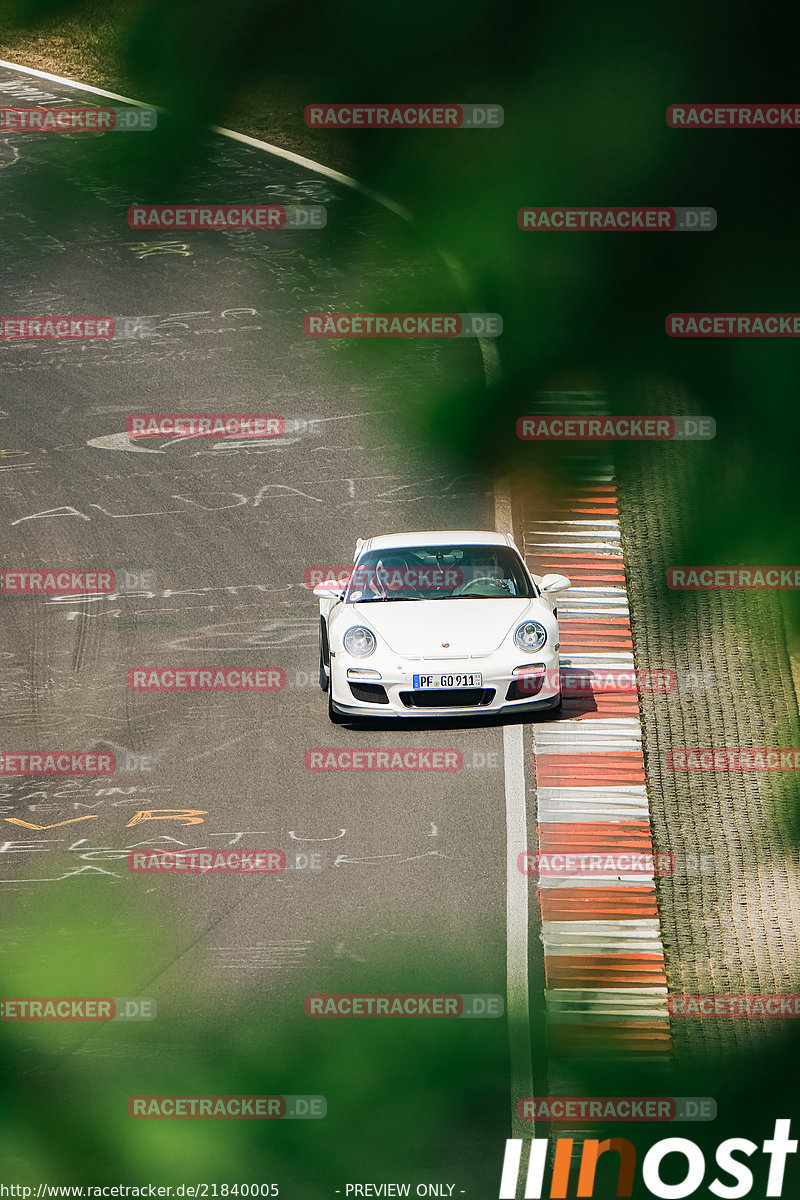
[353,595,426,603]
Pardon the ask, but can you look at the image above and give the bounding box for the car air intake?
[348,682,390,704]
[399,688,495,709]
[506,677,546,701]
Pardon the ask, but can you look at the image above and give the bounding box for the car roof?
[357,530,514,555]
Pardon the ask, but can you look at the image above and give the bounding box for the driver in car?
[350,555,419,600]
[459,555,514,596]
[373,555,420,599]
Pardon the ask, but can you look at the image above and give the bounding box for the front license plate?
[412,673,482,689]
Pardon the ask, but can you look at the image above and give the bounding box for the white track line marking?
[496,480,535,1137]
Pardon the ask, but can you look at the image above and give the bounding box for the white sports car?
[313,530,570,722]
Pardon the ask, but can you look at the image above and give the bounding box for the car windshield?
[344,544,536,602]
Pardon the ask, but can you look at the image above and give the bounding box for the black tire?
[319,621,329,692]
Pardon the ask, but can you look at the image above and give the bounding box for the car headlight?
[514,620,547,652]
[343,625,377,658]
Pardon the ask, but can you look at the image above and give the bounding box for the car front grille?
[399,688,496,709]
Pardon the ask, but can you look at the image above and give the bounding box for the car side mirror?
[539,573,571,594]
[313,580,347,599]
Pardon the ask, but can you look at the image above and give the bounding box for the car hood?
[349,597,540,657]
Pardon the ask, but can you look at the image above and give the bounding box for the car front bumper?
[329,651,561,719]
